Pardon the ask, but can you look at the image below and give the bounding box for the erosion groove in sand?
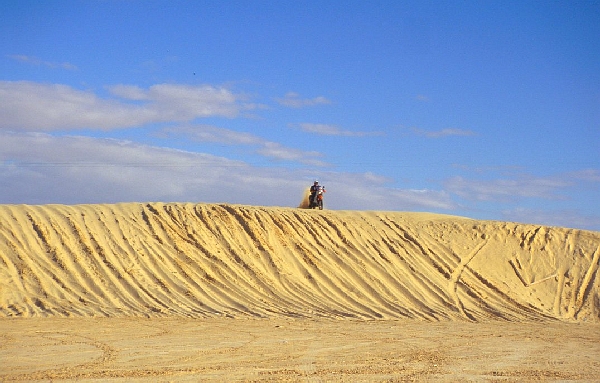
[0,202,599,322]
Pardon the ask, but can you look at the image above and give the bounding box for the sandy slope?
[1,202,598,322]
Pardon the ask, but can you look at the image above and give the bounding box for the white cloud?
[142,83,242,119]
[276,92,331,108]
[257,142,327,167]
[389,189,455,210]
[451,164,525,175]
[315,173,456,211]
[161,125,263,145]
[0,132,268,205]
[442,170,600,230]
[362,171,392,184]
[296,123,381,137]
[298,123,342,135]
[502,208,600,231]
[411,127,476,138]
[0,132,455,212]
[161,125,329,166]
[8,54,78,71]
[107,84,149,100]
[446,168,600,203]
[0,81,253,131]
[569,169,600,182]
[445,175,571,201]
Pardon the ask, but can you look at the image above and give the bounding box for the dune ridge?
[0,202,598,322]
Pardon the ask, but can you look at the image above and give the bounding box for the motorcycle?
[309,188,325,210]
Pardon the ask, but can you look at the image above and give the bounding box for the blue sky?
[1,0,599,231]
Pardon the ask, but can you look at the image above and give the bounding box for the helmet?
[314,180,319,184]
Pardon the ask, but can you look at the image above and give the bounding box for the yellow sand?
[1,202,599,381]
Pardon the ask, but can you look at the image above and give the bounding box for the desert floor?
[2,317,600,382]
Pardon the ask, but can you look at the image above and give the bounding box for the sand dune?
[1,202,599,322]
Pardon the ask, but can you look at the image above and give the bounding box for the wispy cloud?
[0,132,258,205]
[502,207,600,231]
[389,188,456,210]
[0,132,453,211]
[569,168,600,182]
[321,174,456,210]
[0,81,255,131]
[161,125,262,145]
[8,54,78,70]
[446,168,600,203]
[161,125,329,166]
[415,94,429,102]
[445,175,571,201]
[276,92,331,108]
[451,164,525,175]
[258,142,327,167]
[411,127,476,138]
[295,123,382,137]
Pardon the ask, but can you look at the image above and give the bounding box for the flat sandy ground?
[2,318,600,382]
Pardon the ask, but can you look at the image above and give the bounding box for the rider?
[309,180,325,205]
